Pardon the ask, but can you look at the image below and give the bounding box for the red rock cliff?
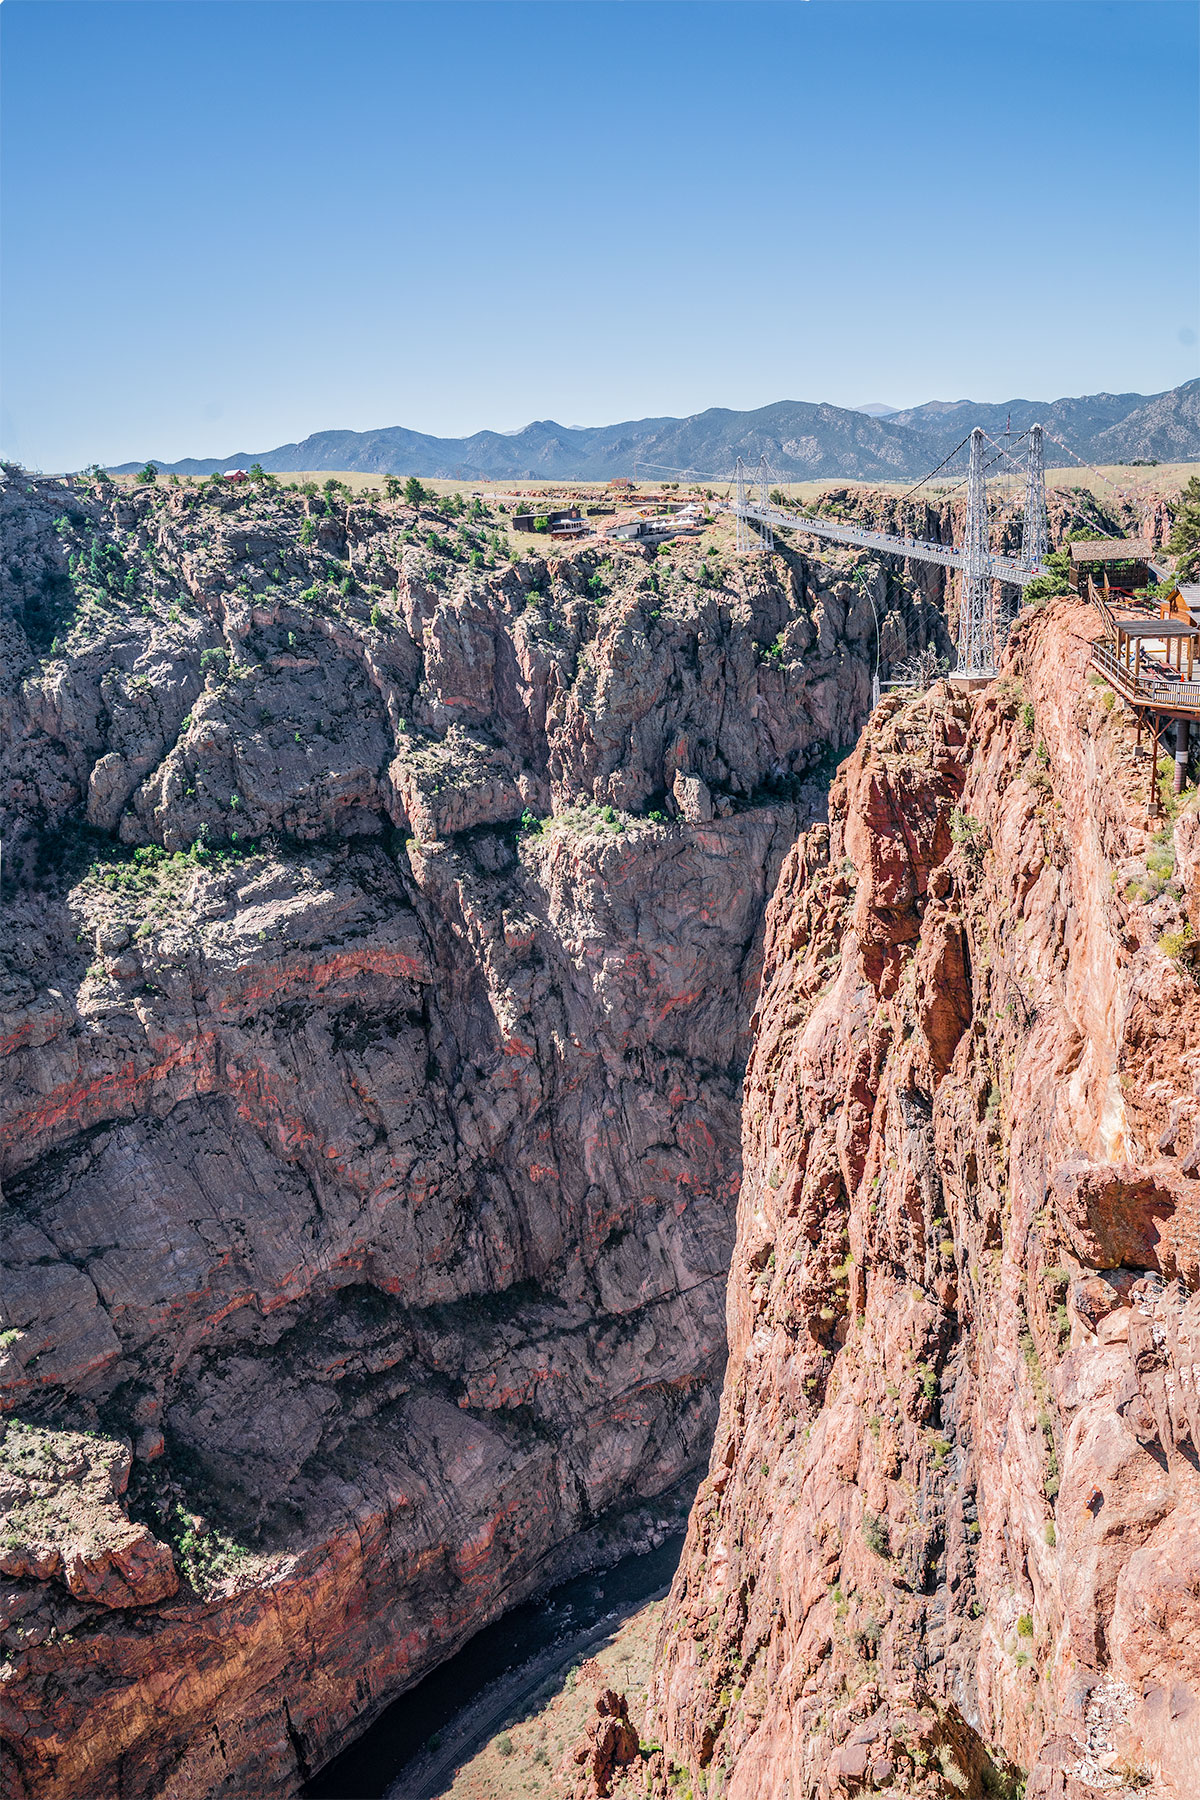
[650,597,1200,1800]
[1,475,944,1798]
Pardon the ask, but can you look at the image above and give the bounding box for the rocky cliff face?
[0,473,952,1797]
[650,598,1200,1798]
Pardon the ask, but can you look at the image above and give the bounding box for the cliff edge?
[650,597,1200,1800]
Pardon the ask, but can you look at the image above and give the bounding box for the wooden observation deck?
[1085,570,1200,817]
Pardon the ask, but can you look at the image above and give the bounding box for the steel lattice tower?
[734,459,752,554]
[756,457,774,550]
[1021,423,1048,571]
[958,427,995,677]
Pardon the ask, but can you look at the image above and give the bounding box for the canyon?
[0,463,1190,1800]
[0,467,929,1797]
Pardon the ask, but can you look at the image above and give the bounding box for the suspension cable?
[981,427,1032,472]
[892,433,975,503]
[1040,429,1140,512]
[929,438,1027,502]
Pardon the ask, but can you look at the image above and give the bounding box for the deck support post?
[1175,719,1190,795]
[1150,717,1163,820]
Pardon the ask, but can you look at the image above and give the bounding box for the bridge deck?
[732,501,1043,587]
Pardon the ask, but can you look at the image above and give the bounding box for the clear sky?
[3,0,1197,472]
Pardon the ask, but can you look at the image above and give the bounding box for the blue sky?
[3,0,1197,471]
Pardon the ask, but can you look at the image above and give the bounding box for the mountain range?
[113,378,1200,483]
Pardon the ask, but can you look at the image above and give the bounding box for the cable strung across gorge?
[1041,429,1141,511]
[926,435,1033,502]
[892,433,975,504]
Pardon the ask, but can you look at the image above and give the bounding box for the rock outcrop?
[650,597,1200,1799]
[571,1687,641,1798]
[0,472,948,1797]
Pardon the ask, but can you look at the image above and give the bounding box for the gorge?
[0,465,1192,1800]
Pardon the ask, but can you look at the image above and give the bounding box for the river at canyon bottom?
[305,1532,686,1800]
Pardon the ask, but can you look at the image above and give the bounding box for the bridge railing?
[733,501,1043,586]
[735,501,961,564]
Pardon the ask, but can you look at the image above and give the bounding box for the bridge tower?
[1021,423,1048,571]
[756,457,774,551]
[957,427,995,677]
[735,458,752,554]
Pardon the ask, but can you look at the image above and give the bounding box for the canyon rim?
[1,462,1197,1800]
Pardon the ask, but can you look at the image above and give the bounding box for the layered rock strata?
[0,473,949,1797]
[651,597,1200,1799]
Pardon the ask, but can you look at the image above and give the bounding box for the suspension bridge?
[727,424,1050,680]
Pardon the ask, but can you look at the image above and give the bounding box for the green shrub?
[1146,832,1176,879]
[1022,571,1070,604]
[1017,1612,1034,1638]
[862,1510,890,1557]
[950,808,984,861]
[1158,923,1194,964]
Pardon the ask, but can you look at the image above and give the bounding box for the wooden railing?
[1091,638,1200,715]
[1086,575,1161,630]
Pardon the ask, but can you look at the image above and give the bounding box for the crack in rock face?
[0,472,959,1799]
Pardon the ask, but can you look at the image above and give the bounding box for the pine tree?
[1168,476,1200,581]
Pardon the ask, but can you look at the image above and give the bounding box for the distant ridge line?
[111,380,1200,485]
